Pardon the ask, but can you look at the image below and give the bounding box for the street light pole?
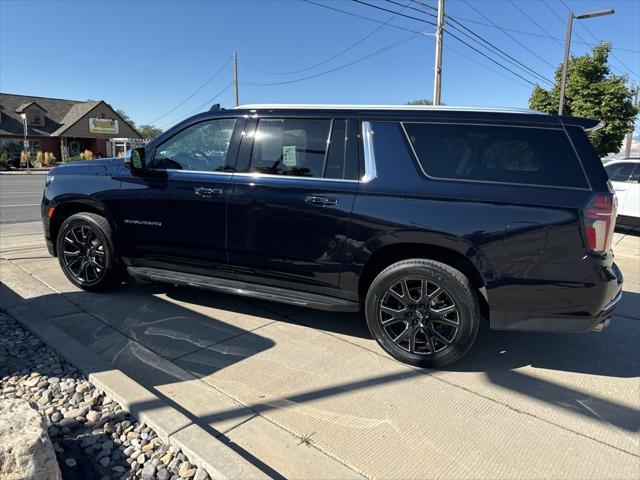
[558,11,574,115]
[558,8,614,115]
[233,51,239,108]
[19,112,29,174]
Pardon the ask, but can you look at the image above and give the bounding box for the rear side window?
[403,123,588,188]
[243,118,357,179]
[605,163,636,182]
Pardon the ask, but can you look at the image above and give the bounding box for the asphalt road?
[0,174,46,224]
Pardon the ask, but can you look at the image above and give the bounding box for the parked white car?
[605,160,640,226]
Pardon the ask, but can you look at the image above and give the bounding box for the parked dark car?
[41,104,623,367]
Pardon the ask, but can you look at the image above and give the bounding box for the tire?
[365,259,480,368]
[56,212,123,292]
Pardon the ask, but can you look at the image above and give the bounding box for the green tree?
[529,43,637,157]
[137,124,164,140]
[116,109,136,128]
[406,99,433,105]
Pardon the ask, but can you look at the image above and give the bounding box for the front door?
[118,117,241,277]
[227,116,359,295]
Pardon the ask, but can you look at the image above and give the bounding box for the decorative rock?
[179,461,196,478]
[0,399,62,480]
[142,461,156,479]
[64,458,77,467]
[194,467,208,480]
[86,410,101,423]
[157,468,171,480]
[63,405,88,419]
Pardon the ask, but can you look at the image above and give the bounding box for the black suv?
[42,104,623,367]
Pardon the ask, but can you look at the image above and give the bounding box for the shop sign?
[89,118,119,135]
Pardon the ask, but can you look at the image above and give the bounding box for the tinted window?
[404,123,588,188]
[153,119,236,172]
[242,118,356,179]
[605,163,636,182]
[246,118,329,177]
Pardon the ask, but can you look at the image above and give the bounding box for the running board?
[127,266,360,312]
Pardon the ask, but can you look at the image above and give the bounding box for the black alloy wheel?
[56,212,122,291]
[365,259,480,368]
[378,277,460,356]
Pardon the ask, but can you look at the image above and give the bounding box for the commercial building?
[0,93,142,163]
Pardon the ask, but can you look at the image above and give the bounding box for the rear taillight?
[582,193,616,254]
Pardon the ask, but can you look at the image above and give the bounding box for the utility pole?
[624,85,639,159]
[432,0,445,105]
[233,51,239,107]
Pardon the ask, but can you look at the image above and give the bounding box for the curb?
[2,301,270,480]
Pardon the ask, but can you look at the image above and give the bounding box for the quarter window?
[243,118,356,179]
[605,163,636,182]
[153,119,236,172]
[403,123,588,188]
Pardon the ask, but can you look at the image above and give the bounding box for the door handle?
[194,187,223,198]
[305,195,338,206]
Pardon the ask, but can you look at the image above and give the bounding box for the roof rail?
[234,103,548,115]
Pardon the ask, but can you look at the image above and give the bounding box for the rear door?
[226,115,359,294]
[118,117,242,276]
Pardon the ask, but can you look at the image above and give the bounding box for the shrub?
[20,150,29,166]
[43,152,57,166]
[0,150,10,170]
[79,149,94,160]
[35,151,44,167]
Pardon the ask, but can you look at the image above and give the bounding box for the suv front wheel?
[365,259,480,368]
[56,212,122,291]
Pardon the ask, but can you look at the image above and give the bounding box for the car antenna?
[209,103,223,112]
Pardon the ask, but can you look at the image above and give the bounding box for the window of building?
[27,110,44,126]
[403,122,589,189]
[153,118,236,172]
[605,162,636,182]
[243,118,356,179]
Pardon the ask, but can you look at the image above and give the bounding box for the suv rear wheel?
[365,259,480,368]
[56,212,122,291]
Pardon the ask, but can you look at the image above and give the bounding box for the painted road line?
[0,204,40,207]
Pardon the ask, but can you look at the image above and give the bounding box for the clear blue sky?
[1,0,638,130]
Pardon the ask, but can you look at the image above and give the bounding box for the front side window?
[605,163,636,182]
[403,123,588,188]
[153,118,236,172]
[242,118,357,179]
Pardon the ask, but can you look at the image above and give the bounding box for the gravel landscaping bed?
[0,313,210,480]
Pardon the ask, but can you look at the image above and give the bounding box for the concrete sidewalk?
[1,222,639,479]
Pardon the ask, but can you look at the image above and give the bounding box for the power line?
[355,0,542,87]
[160,82,233,130]
[458,0,557,71]
[508,0,563,48]
[146,57,231,125]
[391,0,553,84]
[301,0,424,36]
[241,31,424,87]
[303,0,543,89]
[351,0,437,27]
[446,42,532,89]
[557,0,640,82]
[241,0,413,76]
[437,11,640,54]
